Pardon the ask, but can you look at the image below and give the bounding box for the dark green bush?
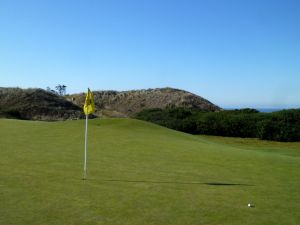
[135,108,300,142]
[258,110,300,141]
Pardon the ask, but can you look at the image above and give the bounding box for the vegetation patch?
[0,87,84,120]
[135,108,300,142]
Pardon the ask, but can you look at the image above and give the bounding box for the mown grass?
[0,118,299,225]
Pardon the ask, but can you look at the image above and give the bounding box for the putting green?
[0,118,299,225]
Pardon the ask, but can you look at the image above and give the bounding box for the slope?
[67,87,221,117]
[0,118,299,225]
[0,87,83,120]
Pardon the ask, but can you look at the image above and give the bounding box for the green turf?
[0,118,299,225]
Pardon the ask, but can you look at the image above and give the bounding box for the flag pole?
[84,113,88,179]
[83,88,94,180]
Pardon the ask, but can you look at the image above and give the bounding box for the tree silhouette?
[55,85,67,96]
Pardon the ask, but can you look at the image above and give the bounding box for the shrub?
[135,108,300,142]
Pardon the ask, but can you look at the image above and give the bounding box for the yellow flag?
[83,88,95,115]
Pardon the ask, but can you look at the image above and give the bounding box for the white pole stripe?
[84,113,88,179]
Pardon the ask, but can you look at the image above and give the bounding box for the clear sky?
[0,0,299,108]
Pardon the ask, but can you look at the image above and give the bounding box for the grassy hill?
[0,118,299,225]
[67,87,221,117]
[0,88,84,120]
[0,87,221,120]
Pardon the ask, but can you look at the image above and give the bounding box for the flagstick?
[83,113,88,180]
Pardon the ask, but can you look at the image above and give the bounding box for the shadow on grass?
[96,179,253,186]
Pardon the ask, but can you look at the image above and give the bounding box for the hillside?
[0,87,221,120]
[0,88,83,120]
[0,118,299,225]
[67,87,221,117]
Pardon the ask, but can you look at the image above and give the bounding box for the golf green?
[0,118,299,225]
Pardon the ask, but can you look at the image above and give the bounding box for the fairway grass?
[0,118,299,225]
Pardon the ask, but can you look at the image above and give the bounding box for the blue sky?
[0,0,299,108]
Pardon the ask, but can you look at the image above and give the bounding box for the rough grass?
[67,87,221,118]
[0,118,299,225]
[0,87,83,120]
